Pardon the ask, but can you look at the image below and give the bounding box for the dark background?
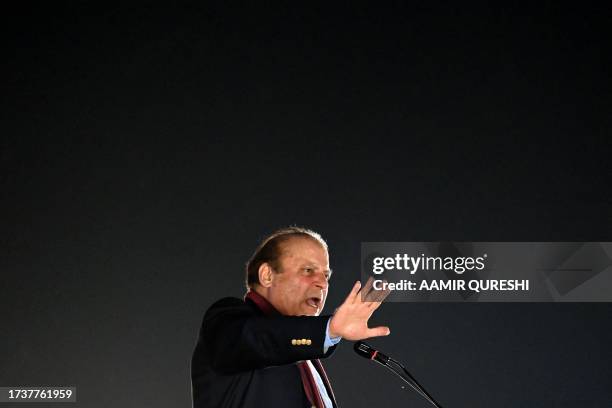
[2,3,611,407]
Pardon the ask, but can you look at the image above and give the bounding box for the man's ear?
[258,263,274,288]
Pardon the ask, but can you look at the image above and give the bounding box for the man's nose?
[313,272,329,290]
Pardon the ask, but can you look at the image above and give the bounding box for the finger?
[360,277,375,301]
[380,288,391,302]
[346,280,361,304]
[365,282,387,302]
[368,287,391,307]
[364,281,388,304]
[364,291,381,304]
[365,326,391,338]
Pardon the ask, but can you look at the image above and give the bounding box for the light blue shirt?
[307,360,334,408]
[324,317,342,352]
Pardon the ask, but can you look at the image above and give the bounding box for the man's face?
[266,237,331,316]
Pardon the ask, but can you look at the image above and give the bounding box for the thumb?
[365,326,391,338]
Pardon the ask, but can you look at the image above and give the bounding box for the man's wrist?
[325,317,342,351]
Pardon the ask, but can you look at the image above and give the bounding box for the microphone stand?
[374,356,444,408]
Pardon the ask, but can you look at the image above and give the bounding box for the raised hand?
[328,277,391,341]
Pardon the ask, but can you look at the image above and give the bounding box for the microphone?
[353,341,444,408]
[354,340,390,365]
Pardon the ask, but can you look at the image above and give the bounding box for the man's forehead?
[279,236,329,262]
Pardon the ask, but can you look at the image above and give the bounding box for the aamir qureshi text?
[373,279,530,293]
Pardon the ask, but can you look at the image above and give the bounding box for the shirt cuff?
[324,317,342,353]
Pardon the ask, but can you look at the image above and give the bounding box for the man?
[191,227,390,407]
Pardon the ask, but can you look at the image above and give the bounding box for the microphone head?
[353,341,375,359]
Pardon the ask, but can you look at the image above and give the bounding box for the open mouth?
[306,297,321,309]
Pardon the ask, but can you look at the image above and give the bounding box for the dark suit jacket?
[191,296,338,408]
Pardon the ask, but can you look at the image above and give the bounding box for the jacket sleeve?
[198,297,337,374]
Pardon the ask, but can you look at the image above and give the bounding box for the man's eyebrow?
[302,263,333,276]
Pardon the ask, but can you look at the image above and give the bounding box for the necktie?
[297,360,325,408]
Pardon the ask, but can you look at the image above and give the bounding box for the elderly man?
[191,227,390,408]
